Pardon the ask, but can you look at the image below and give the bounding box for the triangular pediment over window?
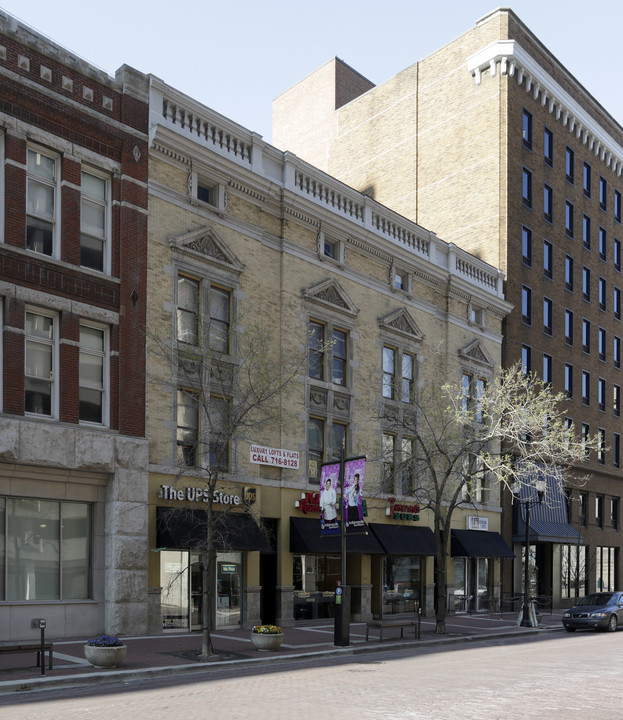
[169,227,245,274]
[379,308,424,343]
[302,279,358,317]
[458,339,495,370]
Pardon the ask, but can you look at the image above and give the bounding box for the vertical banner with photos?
[319,462,341,536]
[343,456,367,534]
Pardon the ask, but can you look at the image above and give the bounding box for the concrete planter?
[84,644,127,668]
[250,632,284,651]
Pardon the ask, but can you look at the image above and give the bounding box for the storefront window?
[383,556,421,614]
[454,557,490,612]
[561,544,587,599]
[596,546,618,592]
[2,498,91,601]
[293,554,339,619]
[160,549,242,631]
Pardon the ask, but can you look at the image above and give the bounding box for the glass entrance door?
[160,550,242,631]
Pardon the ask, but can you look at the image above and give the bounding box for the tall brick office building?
[274,7,623,607]
[0,13,150,638]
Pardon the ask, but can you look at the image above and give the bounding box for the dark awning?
[512,467,582,544]
[290,517,384,554]
[451,529,515,558]
[369,523,436,556]
[156,506,274,553]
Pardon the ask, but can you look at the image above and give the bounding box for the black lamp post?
[513,478,546,627]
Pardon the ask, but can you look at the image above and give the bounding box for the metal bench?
[365,612,421,641]
[0,642,54,669]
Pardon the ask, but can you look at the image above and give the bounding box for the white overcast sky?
[2,0,622,144]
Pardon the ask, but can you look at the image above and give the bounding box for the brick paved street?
[1,628,622,720]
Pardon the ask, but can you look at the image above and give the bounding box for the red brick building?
[0,12,150,639]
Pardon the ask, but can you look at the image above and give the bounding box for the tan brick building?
[145,75,511,630]
[273,7,623,607]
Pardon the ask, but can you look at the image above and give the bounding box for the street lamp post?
[513,478,546,627]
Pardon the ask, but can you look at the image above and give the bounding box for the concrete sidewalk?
[0,609,566,695]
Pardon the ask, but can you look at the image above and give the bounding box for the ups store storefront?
[148,480,277,632]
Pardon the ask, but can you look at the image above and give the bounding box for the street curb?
[0,625,563,696]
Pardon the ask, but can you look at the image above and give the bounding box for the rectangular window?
[26,147,57,256]
[208,286,231,353]
[615,287,621,320]
[461,372,472,413]
[615,336,621,368]
[599,277,607,311]
[582,371,590,405]
[25,310,57,417]
[543,183,552,222]
[583,163,591,197]
[475,377,486,423]
[615,239,621,272]
[599,227,607,261]
[565,147,574,183]
[599,327,607,361]
[598,377,606,412]
[177,276,200,345]
[614,384,621,417]
[580,492,588,526]
[208,395,230,471]
[582,265,590,301]
[582,318,591,354]
[543,239,553,278]
[522,285,532,325]
[79,323,107,424]
[581,423,590,460]
[611,498,619,529]
[332,328,347,385]
[330,421,347,460]
[176,276,231,353]
[614,434,621,469]
[596,495,604,526]
[521,345,532,374]
[309,321,325,381]
[565,255,574,291]
[616,190,622,223]
[5,498,92,600]
[543,297,553,335]
[308,417,325,483]
[522,109,533,149]
[543,354,553,385]
[400,437,416,496]
[382,433,396,494]
[522,226,532,265]
[177,389,199,467]
[401,352,415,403]
[382,346,395,399]
[522,168,533,208]
[583,215,591,250]
[599,176,607,211]
[564,363,573,398]
[80,169,109,272]
[565,309,574,345]
[544,127,553,166]
[565,201,574,237]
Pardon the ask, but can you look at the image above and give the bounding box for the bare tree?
[149,320,305,658]
[379,361,598,634]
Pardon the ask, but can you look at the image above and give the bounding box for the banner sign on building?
[343,456,367,533]
[319,457,367,536]
[319,463,340,536]
[250,444,300,469]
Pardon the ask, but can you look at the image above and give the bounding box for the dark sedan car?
[562,592,623,632]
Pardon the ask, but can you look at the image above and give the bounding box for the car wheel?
[564,626,576,633]
[607,614,618,632]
